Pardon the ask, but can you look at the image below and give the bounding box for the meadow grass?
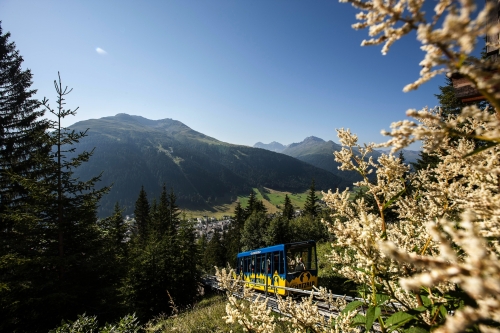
[145,294,292,333]
[182,187,326,219]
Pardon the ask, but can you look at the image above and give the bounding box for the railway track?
[202,275,371,323]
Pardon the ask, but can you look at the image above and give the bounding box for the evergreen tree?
[203,229,226,273]
[1,72,109,332]
[289,215,328,242]
[435,77,465,118]
[152,184,170,235]
[134,186,150,240]
[168,188,181,234]
[282,194,295,220]
[224,202,245,267]
[245,189,257,216]
[0,24,50,245]
[172,217,200,307]
[240,211,268,251]
[103,202,128,257]
[303,179,320,218]
[0,24,53,332]
[254,200,267,214]
[264,215,290,246]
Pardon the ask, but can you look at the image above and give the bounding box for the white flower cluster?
[343,0,500,97]
[221,0,500,330]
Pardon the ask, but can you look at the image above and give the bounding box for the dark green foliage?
[303,179,320,218]
[245,190,257,215]
[0,24,53,332]
[240,211,268,251]
[411,150,441,172]
[263,215,290,246]
[0,24,51,244]
[435,77,465,118]
[1,71,111,332]
[124,187,200,320]
[282,194,295,220]
[202,229,227,273]
[134,186,150,240]
[49,313,141,333]
[171,217,200,306]
[289,215,328,243]
[224,202,245,267]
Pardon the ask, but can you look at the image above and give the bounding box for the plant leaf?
[382,187,406,211]
[376,293,391,305]
[365,306,381,331]
[385,311,415,332]
[462,141,500,158]
[351,314,366,326]
[404,326,429,333]
[341,300,364,314]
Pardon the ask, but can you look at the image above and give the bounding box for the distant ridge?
[253,141,287,153]
[255,136,421,184]
[68,114,344,217]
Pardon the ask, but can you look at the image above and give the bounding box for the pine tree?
[134,186,150,240]
[38,73,109,328]
[172,216,200,307]
[282,194,295,220]
[1,72,109,331]
[245,190,257,216]
[303,179,320,218]
[264,215,290,246]
[224,202,245,267]
[168,188,181,234]
[240,211,268,251]
[0,23,51,258]
[0,24,53,332]
[254,200,267,214]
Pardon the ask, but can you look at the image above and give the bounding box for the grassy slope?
[182,187,324,219]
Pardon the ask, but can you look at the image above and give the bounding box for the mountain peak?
[303,136,325,143]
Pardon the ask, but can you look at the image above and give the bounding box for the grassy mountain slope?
[69,114,343,217]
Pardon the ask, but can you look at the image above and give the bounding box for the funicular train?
[236,240,318,295]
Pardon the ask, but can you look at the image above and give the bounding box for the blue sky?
[2,0,453,149]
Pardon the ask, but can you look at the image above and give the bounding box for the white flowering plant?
[220,0,500,331]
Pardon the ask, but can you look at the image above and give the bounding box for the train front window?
[286,243,317,272]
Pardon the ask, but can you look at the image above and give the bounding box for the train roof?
[237,240,316,258]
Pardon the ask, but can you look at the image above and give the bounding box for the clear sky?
[2,0,454,149]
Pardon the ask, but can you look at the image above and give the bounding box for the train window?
[272,251,284,275]
[286,245,317,272]
[246,257,251,273]
[255,255,261,274]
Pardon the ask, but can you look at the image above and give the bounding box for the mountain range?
[254,137,421,184]
[68,114,346,217]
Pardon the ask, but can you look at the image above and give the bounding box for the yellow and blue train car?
[236,241,318,295]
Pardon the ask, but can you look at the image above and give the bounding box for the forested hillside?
[68,114,343,216]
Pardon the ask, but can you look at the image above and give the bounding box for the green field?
[183,187,324,219]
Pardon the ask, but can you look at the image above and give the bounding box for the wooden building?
[449,0,500,103]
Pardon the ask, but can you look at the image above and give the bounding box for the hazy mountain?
[253,141,287,153]
[255,136,421,182]
[68,114,344,217]
[376,149,421,165]
[278,136,379,185]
